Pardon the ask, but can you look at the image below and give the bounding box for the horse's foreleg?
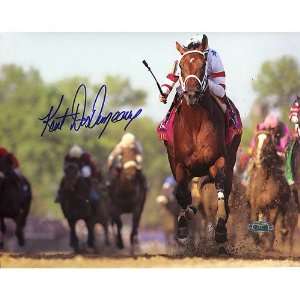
[210,157,228,243]
[0,218,4,249]
[130,206,143,247]
[68,219,79,252]
[0,218,6,234]
[15,216,26,247]
[85,219,95,249]
[113,215,124,249]
[174,163,196,240]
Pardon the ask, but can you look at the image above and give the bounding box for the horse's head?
[253,130,277,166]
[120,147,140,181]
[63,162,80,191]
[176,34,209,105]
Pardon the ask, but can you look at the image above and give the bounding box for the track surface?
[1,252,300,267]
[1,217,300,267]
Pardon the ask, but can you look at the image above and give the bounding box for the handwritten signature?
[39,83,143,138]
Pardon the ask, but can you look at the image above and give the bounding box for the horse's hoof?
[117,240,124,249]
[176,236,189,246]
[218,246,228,256]
[18,239,25,247]
[87,240,95,248]
[177,215,189,240]
[215,218,227,243]
[185,206,197,220]
[131,236,139,246]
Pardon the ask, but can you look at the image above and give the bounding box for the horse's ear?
[176,42,185,55]
[201,34,208,51]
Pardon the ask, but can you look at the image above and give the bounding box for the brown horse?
[165,36,241,245]
[0,154,32,249]
[109,147,147,251]
[59,162,110,252]
[247,130,290,250]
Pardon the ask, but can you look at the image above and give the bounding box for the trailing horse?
[247,130,290,250]
[0,154,31,249]
[59,162,110,252]
[109,147,147,251]
[163,36,242,246]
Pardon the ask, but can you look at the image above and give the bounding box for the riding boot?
[165,93,179,122]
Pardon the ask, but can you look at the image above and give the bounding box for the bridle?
[178,50,208,95]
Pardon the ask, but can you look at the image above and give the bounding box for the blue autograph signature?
[39,83,143,138]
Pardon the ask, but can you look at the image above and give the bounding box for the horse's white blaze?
[190,58,195,63]
[256,133,267,163]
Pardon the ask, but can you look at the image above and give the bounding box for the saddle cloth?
[157,97,243,146]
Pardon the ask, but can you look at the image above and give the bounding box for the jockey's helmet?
[263,112,280,129]
[0,147,8,156]
[69,144,83,158]
[185,34,208,50]
[121,132,135,147]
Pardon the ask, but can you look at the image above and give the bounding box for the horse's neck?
[179,94,224,136]
[259,151,282,174]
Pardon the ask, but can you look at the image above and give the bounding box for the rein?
[178,50,208,95]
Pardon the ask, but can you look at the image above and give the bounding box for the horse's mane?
[259,136,284,178]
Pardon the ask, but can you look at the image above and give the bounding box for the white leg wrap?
[217,198,226,220]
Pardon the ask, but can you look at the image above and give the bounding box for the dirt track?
[1,253,300,268]
[2,217,300,268]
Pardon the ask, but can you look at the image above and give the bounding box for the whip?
[142,60,167,103]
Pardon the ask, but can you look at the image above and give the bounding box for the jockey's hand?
[277,151,285,158]
[159,94,167,104]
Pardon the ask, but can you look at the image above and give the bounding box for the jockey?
[64,145,100,179]
[249,111,290,157]
[107,132,146,188]
[0,147,20,175]
[243,111,290,186]
[159,34,238,135]
[156,175,177,205]
[289,97,300,137]
[0,146,31,200]
[107,132,143,170]
[56,145,102,203]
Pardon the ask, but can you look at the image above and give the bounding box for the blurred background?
[0,32,300,230]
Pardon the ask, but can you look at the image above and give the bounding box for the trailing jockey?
[0,146,31,202]
[158,34,240,145]
[287,96,300,211]
[250,111,290,158]
[107,132,146,189]
[56,145,102,204]
[243,111,291,186]
[289,96,300,137]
